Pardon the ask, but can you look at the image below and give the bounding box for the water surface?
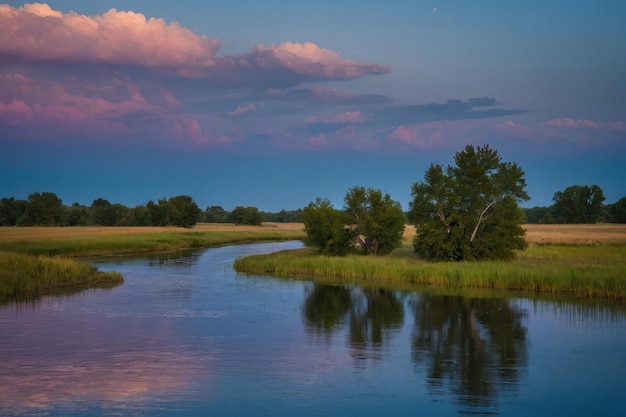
[1,241,625,416]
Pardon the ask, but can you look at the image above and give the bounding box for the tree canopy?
[551,185,605,224]
[408,145,529,261]
[303,187,405,256]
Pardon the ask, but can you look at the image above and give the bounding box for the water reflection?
[303,284,532,415]
[2,242,625,417]
[410,294,528,415]
[303,285,404,361]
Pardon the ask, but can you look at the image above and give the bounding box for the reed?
[0,251,123,298]
[233,243,626,299]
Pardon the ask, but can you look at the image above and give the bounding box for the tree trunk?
[470,202,493,243]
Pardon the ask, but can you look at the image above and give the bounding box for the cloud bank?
[1,3,622,154]
[0,4,389,82]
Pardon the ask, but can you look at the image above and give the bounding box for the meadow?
[233,224,626,300]
[0,223,305,298]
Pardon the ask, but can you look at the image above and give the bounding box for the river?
[1,241,625,416]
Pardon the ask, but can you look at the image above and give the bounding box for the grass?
[234,224,626,300]
[0,222,305,299]
[0,251,123,299]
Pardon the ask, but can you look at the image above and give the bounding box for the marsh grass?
[0,223,304,298]
[0,251,123,298]
[234,225,626,300]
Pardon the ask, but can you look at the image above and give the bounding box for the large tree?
[408,145,529,261]
[551,184,605,224]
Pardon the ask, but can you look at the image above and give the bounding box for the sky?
[1,1,625,212]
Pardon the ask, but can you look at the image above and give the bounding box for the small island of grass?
[233,224,626,300]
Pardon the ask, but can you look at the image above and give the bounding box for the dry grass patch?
[523,224,626,245]
[402,224,626,246]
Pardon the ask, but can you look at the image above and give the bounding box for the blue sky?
[1,1,625,212]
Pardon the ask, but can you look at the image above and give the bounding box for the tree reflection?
[410,294,528,414]
[303,284,404,360]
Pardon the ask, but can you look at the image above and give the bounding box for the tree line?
[302,145,626,262]
[0,193,304,228]
[523,185,626,224]
[3,145,624,262]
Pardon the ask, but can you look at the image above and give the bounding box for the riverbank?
[0,223,305,298]
[233,224,626,300]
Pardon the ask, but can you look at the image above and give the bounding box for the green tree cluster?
[551,185,605,224]
[523,184,623,224]
[230,206,264,226]
[303,186,406,256]
[0,192,201,228]
[408,145,529,261]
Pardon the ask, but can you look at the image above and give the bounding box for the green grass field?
[234,224,626,300]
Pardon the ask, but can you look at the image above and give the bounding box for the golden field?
[401,224,626,245]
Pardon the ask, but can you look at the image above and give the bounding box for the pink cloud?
[334,111,366,124]
[227,104,256,116]
[386,125,445,149]
[0,4,389,82]
[334,126,381,150]
[250,42,390,80]
[172,117,233,147]
[306,110,366,125]
[546,118,626,131]
[0,4,221,75]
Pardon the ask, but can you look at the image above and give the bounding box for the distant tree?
[131,204,151,226]
[0,197,27,226]
[146,198,171,226]
[605,196,626,223]
[552,185,605,224]
[408,145,529,261]
[523,206,550,224]
[302,198,353,255]
[204,205,228,223]
[91,198,116,226]
[262,208,304,223]
[66,202,89,226]
[168,195,201,228]
[231,206,263,226]
[343,186,406,256]
[19,192,65,226]
[539,211,555,224]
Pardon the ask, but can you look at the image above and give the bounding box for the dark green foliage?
[605,197,626,223]
[230,206,263,226]
[146,196,201,227]
[66,203,89,226]
[408,145,529,261]
[303,188,405,256]
[204,205,228,223]
[168,195,201,228]
[523,206,550,224]
[552,185,605,224]
[302,198,352,255]
[262,208,304,223]
[0,197,27,226]
[19,192,65,226]
[344,186,406,255]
